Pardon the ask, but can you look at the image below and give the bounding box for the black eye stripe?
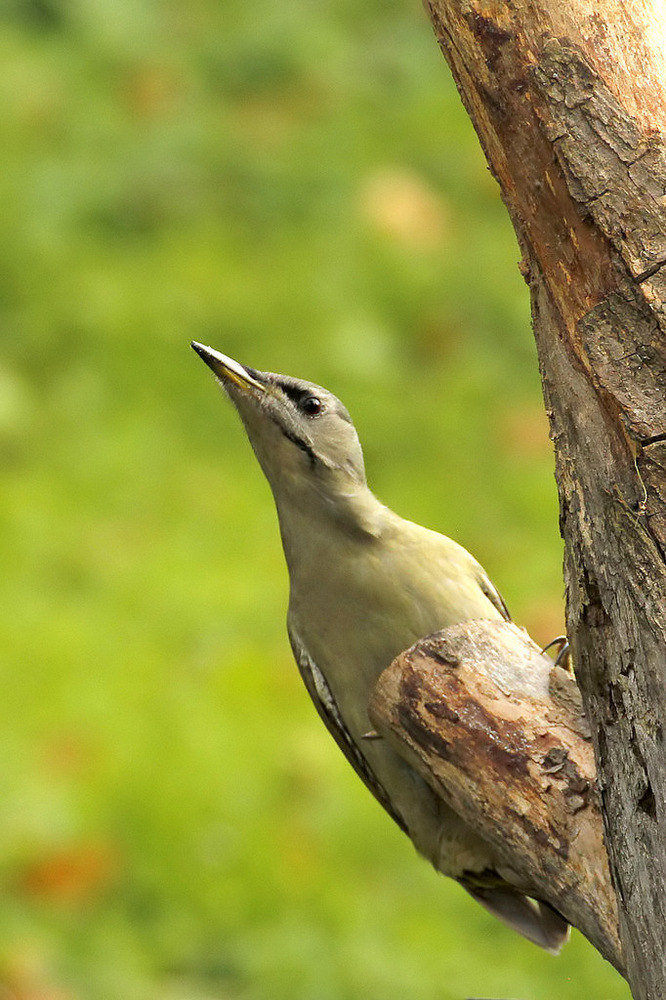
[276,380,324,412]
[278,382,308,405]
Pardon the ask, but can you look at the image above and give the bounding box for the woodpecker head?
[191,343,367,501]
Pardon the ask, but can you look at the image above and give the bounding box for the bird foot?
[541,635,572,673]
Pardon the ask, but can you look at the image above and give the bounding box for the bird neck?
[273,475,389,574]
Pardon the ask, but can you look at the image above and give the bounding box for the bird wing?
[288,624,408,834]
[477,568,511,621]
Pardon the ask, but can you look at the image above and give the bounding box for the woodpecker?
[192,342,568,953]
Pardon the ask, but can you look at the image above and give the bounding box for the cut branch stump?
[370,619,624,975]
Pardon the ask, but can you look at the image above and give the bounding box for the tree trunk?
[420,3,666,998]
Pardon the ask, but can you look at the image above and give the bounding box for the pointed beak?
[191,342,266,394]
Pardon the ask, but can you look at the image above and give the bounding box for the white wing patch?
[478,569,511,621]
[308,654,347,734]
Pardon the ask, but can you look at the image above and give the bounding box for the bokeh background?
[1,1,630,998]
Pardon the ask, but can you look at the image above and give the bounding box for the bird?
[191,341,569,953]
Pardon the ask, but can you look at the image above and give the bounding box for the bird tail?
[464,885,570,953]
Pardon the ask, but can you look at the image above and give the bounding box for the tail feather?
[465,885,570,953]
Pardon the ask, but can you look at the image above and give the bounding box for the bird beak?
[191,342,266,394]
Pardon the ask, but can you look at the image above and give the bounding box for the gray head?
[191,343,367,505]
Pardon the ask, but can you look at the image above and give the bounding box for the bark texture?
[421,3,666,997]
[369,620,623,972]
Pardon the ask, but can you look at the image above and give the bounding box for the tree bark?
[369,621,624,973]
[419,3,666,998]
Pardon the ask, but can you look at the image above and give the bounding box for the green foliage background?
[0,1,630,998]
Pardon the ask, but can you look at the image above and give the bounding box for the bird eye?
[301,395,322,416]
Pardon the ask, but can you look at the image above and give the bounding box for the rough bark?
[369,620,623,973]
[419,3,666,998]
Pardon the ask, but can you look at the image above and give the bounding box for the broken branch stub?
[369,619,623,975]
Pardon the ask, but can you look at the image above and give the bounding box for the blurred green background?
[0,1,629,998]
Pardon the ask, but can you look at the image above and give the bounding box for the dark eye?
[301,395,322,416]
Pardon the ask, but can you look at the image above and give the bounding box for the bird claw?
[541,635,573,672]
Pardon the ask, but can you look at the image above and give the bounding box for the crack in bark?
[641,432,666,447]
[635,258,666,282]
